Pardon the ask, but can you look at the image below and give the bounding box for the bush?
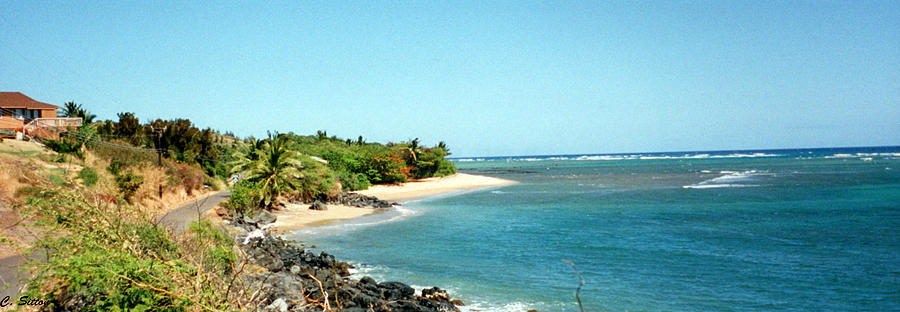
[107,160,122,176]
[115,171,143,202]
[78,166,99,187]
[44,136,81,157]
[188,220,235,273]
[363,151,407,184]
[292,156,339,200]
[433,159,457,177]
[337,170,370,191]
[223,180,261,215]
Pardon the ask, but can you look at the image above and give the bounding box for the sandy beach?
[269,173,515,233]
[354,173,516,202]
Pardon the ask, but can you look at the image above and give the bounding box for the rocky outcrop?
[326,192,397,209]
[309,201,327,210]
[229,210,277,232]
[241,232,461,312]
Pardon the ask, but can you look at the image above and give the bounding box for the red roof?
[0,92,58,109]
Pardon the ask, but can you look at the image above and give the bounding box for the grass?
[46,168,69,186]
[0,149,41,156]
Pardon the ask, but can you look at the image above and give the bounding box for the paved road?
[155,191,231,234]
[1,254,26,298]
[1,191,231,298]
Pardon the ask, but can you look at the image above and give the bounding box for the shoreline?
[269,173,515,233]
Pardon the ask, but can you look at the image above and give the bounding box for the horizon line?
[449,145,900,159]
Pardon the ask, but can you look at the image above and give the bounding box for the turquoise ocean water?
[286,147,900,311]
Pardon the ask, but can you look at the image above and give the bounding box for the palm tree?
[437,141,450,154]
[231,133,303,209]
[60,102,81,117]
[406,138,422,162]
[60,101,96,124]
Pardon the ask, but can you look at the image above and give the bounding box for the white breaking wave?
[348,264,547,312]
[683,170,766,189]
[683,183,759,189]
[641,153,781,160]
[454,152,783,163]
[459,301,544,312]
[575,155,631,161]
[824,152,900,159]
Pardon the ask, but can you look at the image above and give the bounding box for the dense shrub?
[115,171,143,202]
[78,166,99,187]
[337,170,371,191]
[363,151,407,184]
[107,160,122,175]
[412,147,456,179]
[434,158,457,177]
[223,180,261,215]
[292,155,340,200]
[44,137,80,156]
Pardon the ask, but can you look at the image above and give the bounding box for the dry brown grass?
[0,140,219,259]
[0,148,48,258]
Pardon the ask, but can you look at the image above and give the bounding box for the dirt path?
[1,191,231,299]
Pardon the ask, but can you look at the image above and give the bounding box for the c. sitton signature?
[0,295,50,307]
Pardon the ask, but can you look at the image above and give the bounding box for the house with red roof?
[0,92,80,139]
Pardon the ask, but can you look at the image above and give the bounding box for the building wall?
[0,117,24,131]
[41,109,57,118]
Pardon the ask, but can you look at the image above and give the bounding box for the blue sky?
[1,1,898,157]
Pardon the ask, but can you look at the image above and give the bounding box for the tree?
[437,141,450,154]
[59,101,97,124]
[115,112,142,145]
[407,138,421,162]
[231,132,303,209]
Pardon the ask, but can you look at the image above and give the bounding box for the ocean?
[285,147,900,311]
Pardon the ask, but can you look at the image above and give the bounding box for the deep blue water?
[287,147,900,311]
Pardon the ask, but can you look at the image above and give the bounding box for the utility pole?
[151,126,166,166]
[151,126,167,198]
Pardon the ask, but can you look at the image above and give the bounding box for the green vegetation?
[22,187,253,311]
[283,133,455,189]
[229,133,304,209]
[5,101,460,311]
[46,173,68,186]
[225,132,456,212]
[115,171,143,203]
[35,102,456,211]
[222,180,261,215]
[78,166,99,187]
[59,101,97,124]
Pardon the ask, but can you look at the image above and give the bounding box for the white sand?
[270,203,380,234]
[270,173,515,233]
[353,173,516,202]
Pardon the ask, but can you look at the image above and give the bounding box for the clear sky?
[2,1,898,157]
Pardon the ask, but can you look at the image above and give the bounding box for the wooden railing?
[23,117,83,139]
